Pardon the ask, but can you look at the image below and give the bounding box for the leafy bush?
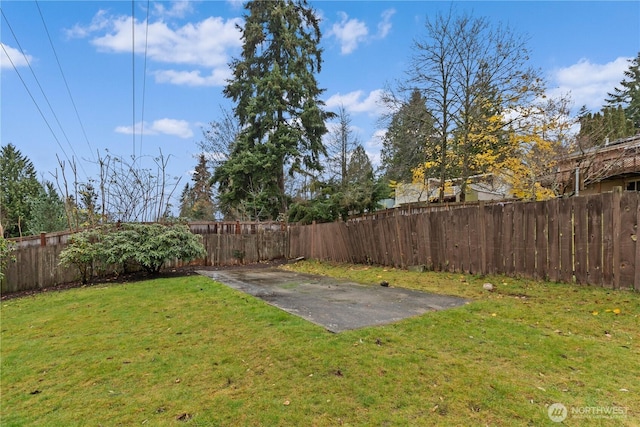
[58,228,104,284]
[106,223,206,274]
[0,236,16,282]
[59,223,207,282]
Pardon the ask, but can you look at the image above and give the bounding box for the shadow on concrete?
[198,267,469,333]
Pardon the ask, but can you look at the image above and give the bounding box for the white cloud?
[0,43,33,69]
[328,9,395,55]
[325,89,387,116]
[547,57,631,111]
[154,68,231,86]
[68,11,242,87]
[152,1,196,18]
[65,9,111,38]
[377,9,396,39]
[115,118,193,138]
[329,12,368,55]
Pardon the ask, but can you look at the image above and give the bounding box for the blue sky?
[2,1,639,198]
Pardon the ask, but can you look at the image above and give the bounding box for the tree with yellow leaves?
[403,9,547,202]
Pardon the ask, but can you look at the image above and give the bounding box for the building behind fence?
[2,189,638,294]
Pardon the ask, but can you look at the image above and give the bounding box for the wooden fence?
[1,222,287,294]
[288,189,639,290]
[2,190,638,294]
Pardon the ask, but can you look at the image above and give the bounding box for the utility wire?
[35,0,95,162]
[139,0,150,160]
[132,0,136,159]
[0,41,71,166]
[1,9,88,179]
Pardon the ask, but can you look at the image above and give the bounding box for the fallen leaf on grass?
[176,413,192,421]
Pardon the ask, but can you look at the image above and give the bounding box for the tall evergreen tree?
[179,154,215,220]
[380,89,435,183]
[214,0,333,220]
[27,181,67,235]
[606,52,640,131]
[577,105,635,147]
[343,145,379,215]
[0,144,44,237]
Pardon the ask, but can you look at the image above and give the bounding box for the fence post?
[40,232,46,247]
[635,192,640,291]
[612,186,622,289]
[478,201,486,275]
[311,220,316,260]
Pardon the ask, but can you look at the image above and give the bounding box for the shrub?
[0,236,16,282]
[106,223,206,274]
[59,223,207,282]
[58,228,105,284]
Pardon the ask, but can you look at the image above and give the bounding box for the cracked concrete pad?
[198,268,469,333]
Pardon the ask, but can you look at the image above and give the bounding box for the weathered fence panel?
[2,222,287,294]
[3,190,638,295]
[289,189,639,290]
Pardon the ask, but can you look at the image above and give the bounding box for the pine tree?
[342,145,380,216]
[214,0,333,220]
[606,52,640,131]
[180,155,215,220]
[380,89,435,184]
[0,144,44,237]
[27,181,67,235]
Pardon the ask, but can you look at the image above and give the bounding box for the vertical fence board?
[468,206,480,275]
[611,188,622,288]
[461,208,471,274]
[601,192,614,286]
[417,213,432,269]
[523,202,537,277]
[502,203,514,275]
[429,211,444,270]
[490,204,503,274]
[618,192,637,288]
[573,197,589,284]
[559,199,574,283]
[513,204,524,274]
[587,195,603,286]
[535,201,548,280]
[547,199,560,282]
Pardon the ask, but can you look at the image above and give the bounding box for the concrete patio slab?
[197,267,469,333]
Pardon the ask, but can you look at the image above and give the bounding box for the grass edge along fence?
[1,222,287,294]
[288,188,639,291]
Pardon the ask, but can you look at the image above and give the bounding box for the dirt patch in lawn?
[198,267,469,333]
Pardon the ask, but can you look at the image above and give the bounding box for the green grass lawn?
[1,261,638,426]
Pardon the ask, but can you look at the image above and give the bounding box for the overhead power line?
[1,8,88,179]
[0,41,71,165]
[139,0,150,160]
[132,0,136,158]
[35,0,95,162]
